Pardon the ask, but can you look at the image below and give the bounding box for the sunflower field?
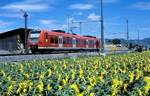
[0,52,150,96]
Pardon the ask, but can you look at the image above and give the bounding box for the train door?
[45,33,48,47]
[73,38,76,48]
[94,40,96,48]
[86,40,88,48]
[58,35,63,48]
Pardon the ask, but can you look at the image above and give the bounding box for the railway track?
[0,52,99,63]
[0,52,63,56]
[0,50,130,63]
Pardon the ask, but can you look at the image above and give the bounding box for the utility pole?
[20,9,28,53]
[67,15,70,33]
[79,22,82,34]
[72,21,82,34]
[126,20,129,48]
[70,20,73,34]
[100,0,104,53]
[138,30,140,44]
[72,20,100,35]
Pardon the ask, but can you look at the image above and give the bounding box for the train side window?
[68,38,70,44]
[76,39,78,44]
[63,38,65,44]
[79,39,81,44]
[55,37,58,44]
[72,39,74,44]
[90,40,94,45]
[66,38,69,44]
[70,38,72,44]
[82,40,84,45]
[67,38,72,44]
[92,40,94,45]
[84,40,86,45]
[51,37,54,44]
[78,39,81,45]
[77,39,80,45]
[51,36,58,44]
[45,33,48,39]
[80,40,82,45]
[89,40,92,45]
[89,40,91,44]
[63,38,66,44]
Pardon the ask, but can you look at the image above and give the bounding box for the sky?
[0,0,150,39]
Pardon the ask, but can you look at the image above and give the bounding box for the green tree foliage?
[112,38,121,45]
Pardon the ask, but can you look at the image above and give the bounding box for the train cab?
[29,30,41,53]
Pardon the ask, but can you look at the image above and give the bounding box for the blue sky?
[0,0,150,39]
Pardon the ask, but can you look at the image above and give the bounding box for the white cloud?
[130,2,150,10]
[0,20,14,26]
[1,0,52,12]
[0,13,22,18]
[22,0,45,4]
[77,12,83,16]
[0,29,7,33]
[68,17,75,22]
[140,27,150,31]
[40,20,55,25]
[59,24,68,30]
[2,4,50,11]
[39,19,67,30]
[69,4,94,10]
[93,0,119,4]
[0,20,15,33]
[104,0,119,3]
[62,24,67,28]
[88,13,101,21]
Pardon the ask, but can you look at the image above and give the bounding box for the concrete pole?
[126,20,129,48]
[70,20,73,34]
[100,0,104,53]
[24,12,28,51]
[67,15,70,33]
[79,22,82,34]
[20,9,28,53]
[138,30,140,44]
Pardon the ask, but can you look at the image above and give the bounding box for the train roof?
[51,30,66,33]
[83,35,96,38]
[43,30,98,40]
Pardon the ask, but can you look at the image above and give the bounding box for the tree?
[112,38,121,45]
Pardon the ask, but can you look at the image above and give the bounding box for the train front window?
[30,31,40,43]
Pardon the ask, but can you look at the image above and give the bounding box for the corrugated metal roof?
[0,28,31,39]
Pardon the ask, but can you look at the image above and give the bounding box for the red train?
[29,30,100,54]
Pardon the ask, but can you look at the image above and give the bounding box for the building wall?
[0,35,18,51]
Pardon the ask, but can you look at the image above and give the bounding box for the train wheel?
[31,49,37,54]
[30,46,38,54]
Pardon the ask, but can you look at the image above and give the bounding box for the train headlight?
[46,39,48,42]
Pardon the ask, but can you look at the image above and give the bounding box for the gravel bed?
[0,50,11,54]
[0,52,99,63]
[0,50,130,63]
